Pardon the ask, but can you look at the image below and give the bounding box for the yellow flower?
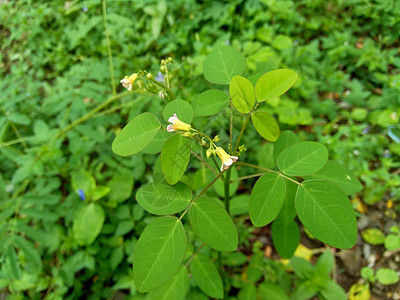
[167,114,191,132]
[216,147,238,172]
[120,73,138,91]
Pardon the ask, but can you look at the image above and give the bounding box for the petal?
[224,159,233,167]
[167,125,175,132]
[220,164,224,172]
[168,115,178,124]
[231,156,238,162]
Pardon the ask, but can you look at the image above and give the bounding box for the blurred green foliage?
[1,0,399,298]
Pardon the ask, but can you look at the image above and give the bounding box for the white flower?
[120,73,138,91]
[216,147,238,172]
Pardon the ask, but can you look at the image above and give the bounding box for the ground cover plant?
[0,0,399,299]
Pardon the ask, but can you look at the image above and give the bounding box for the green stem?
[231,172,265,182]
[0,137,30,148]
[190,150,219,176]
[184,243,205,267]
[224,168,231,214]
[179,172,223,221]
[102,0,116,95]
[233,103,258,152]
[235,161,301,185]
[229,101,233,153]
[151,79,175,100]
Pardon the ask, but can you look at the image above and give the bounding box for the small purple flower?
[155,72,165,82]
[77,189,86,201]
[362,127,370,134]
[82,6,88,12]
[383,150,391,158]
[225,40,230,45]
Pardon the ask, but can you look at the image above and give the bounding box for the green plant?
[111,45,362,298]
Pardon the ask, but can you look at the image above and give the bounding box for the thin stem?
[235,161,301,185]
[179,173,223,221]
[192,129,216,147]
[190,150,219,176]
[229,101,233,153]
[151,79,175,100]
[0,137,30,148]
[235,161,274,172]
[233,103,259,152]
[231,173,265,182]
[224,168,231,214]
[54,92,132,141]
[184,243,206,267]
[102,0,116,95]
[9,122,27,149]
[164,61,170,89]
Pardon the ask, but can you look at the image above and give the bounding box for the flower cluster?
[166,113,238,172]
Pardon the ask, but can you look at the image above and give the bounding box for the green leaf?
[277,179,297,225]
[255,69,298,102]
[8,112,31,125]
[238,284,257,300]
[229,76,255,113]
[230,194,250,217]
[277,142,328,176]
[92,185,110,201]
[289,257,314,280]
[133,216,187,292]
[271,218,299,259]
[273,130,299,161]
[251,111,280,142]
[203,45,246,84]
[319,279,347,300]
[112,112,161,156]
[291,280,318,300]
[361,228,385,245]
[163,99,194,124]
[384,234,400,250]
[6,246,21,279]
[315,251,334,278]
[189,197,238,251]
[145,267,189,300]
[249,172,286,227]
[161,134,191,185]
[258,282,290,300]
[307,161,362,195]
[376,268,399,285]
[71,169,96,199]
[73,203,105,246]
[191,253,223,299]
[142,129,170,155]
[107,173,134,203]
[136,180,191,215]
[361,267,375,282]
[13,235,42,267]
[110,246,124,271]
[192,89,229,117]
[296,180,357,249]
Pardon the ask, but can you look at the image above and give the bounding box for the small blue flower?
[77,189,86,201]
[155,71,165,82]
[225,40,230,45]
[82,6,88,12]
[362,127,370,134]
